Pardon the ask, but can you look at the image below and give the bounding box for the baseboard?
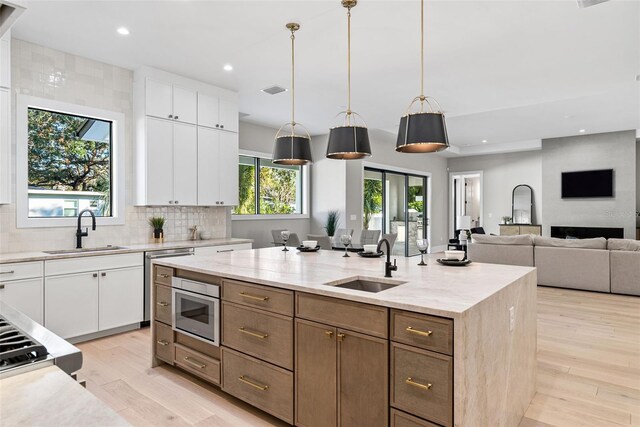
[67,323,141,344]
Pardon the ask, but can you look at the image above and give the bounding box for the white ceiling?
[11,0,640,155]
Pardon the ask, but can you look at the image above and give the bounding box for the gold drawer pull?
[325,331,334,339]
[159,273,170,278]
[183,356,206,369]
[156,339,169,346]
[239,292,269,302]
[406,326,432,337]
[157,301,170,307]
[406,377,432,391]
[337,333,346,342]
[238,375,269,391]
[239,327,268,339]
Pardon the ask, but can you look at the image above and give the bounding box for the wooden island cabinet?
[151,247,537,427]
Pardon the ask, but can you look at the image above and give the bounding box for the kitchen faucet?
[376,238,397,278]
[76,209,96,248]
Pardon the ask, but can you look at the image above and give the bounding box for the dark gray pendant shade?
[273,135,313,165]
[326,125,371,160]
[396,112,449,153]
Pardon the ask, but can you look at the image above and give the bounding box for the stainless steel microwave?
[171,277,220,346]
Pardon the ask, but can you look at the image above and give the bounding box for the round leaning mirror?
[512,185,533,224]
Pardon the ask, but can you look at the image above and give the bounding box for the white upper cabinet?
[198,92,239,133]
[145,79,197,124]
[0,32,10,89]
[135,67,239,206]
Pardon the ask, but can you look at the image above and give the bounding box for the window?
[233,155,305,216]
[27,108,112,218]
[16,95,125,227]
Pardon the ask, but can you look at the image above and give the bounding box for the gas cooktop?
[0,315,49,372]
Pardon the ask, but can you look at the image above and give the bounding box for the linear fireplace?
[550,226,624,240]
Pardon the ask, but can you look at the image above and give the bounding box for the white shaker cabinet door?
[172,85,197,124]
[218,97,239,133]
[197,127,220,206]
[197,92,220,129]
[45,272,99,339]
[172,122,198,205]
[0,278,43,324]
[98,266,143,331]
[146,118,174,205]
[145,79,173,120]
[218,131,239,206]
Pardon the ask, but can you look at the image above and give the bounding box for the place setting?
[296,239,321,252]
[436,249,472,267]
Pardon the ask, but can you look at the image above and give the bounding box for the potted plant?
[501,216,512,225]
[148,216,166,242]
[324,210,340,237]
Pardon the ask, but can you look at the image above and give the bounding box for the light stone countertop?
[0,237,253,264]
[0,366,128,426]
[156,246,536,319]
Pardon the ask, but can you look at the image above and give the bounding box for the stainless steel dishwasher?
[143,248,194,327]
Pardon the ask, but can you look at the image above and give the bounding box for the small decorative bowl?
[363,244,378,253]
[302,240,317,248]
[444,250,465,261]
[199,231,212,240]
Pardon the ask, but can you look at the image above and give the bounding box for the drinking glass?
[340,234,352,258]
[281,230,290,252]
[416,238,429,266]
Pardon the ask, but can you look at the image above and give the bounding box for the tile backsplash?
[0,39,231,254]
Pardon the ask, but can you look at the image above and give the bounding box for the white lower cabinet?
[45,272,99,339]
[99,266,143,331]
[0,278,44,324]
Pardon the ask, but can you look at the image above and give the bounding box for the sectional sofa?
[468,234,640,296]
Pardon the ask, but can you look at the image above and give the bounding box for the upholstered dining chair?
[306,234,332,250]
[332,228,354,247]
[379,233,398,254]
[359,229,381,246]
[271,229,300,248]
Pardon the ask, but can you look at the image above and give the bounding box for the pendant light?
[396,0,449,153]
[326,0,371,160]
[273,23,313,165]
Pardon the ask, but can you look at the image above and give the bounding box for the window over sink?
[16,95,125,227]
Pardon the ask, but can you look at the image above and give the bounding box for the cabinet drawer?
[222,279,293,316]
[391,310,453,356]
[222,302,293,370]
[221,347,293,424]
[154,284,172,325]
[45,253,143,276]
[155,266,173,286]
[175,343,220,385]
[0,261,43,281]
[391,409,439,427]
[195,243,251,256]
[296,292,388,339]
[155,321,174,364]
[391,343,453,427]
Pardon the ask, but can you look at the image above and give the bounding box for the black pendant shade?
[396,112,449,153]
[273,135,313,165]
[326,125,371,160]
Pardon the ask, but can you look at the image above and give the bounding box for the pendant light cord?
[347,6,352,124]
[291,27,296,130]
[420,0,425,111]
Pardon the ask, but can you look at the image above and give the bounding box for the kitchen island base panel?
[453,269,537,426]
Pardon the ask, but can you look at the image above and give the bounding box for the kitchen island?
[152,247,537,427]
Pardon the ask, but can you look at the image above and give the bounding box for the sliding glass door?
[364,167,429,257]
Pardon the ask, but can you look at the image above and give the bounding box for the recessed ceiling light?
[579,129,586,133]
[223,64,233,72]
[116,27,130,36]
[481,139,487,143]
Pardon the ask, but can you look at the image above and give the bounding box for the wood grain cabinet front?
[222,279,293,316]
[222,347,293,424]
[154,321,174,364]
[174,343,220,385]
[154,284,172,325]
[154,266,173,286]
[221,301,293,370]
[391,409,440,427]
[391,342,453,427]
[391,310,453,356]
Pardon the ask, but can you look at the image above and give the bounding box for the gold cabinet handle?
[238,375,269,391]
[406,326,433,337]
[337,333,346,342]
[157,301,170,307]
[183,356,206,369]
[239,292,269,302]
[239,327,268,339]
[156,339,169,346]
[325,331,334,339]
[406,377,432,391]
[159,273,170,278]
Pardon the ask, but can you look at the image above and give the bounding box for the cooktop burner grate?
[0,316,48,371]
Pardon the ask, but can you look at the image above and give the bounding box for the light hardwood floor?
[77,287,640,427]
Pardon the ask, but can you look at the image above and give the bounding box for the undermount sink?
[330,278,407,293]
[44,245,125,255]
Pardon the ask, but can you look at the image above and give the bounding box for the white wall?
[0,39,228,254]
[542,130,636,238]
[448,150,542,235]
[637,139,640,225]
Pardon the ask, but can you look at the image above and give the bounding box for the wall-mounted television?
[561,169,614,198]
